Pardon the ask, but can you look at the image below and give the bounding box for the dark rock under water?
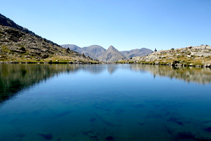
[176,132,196,140]
[205,127,211,133]
[38,133,53,140]
[105,136,114,140]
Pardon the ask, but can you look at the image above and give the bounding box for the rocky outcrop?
[126,45,211,67]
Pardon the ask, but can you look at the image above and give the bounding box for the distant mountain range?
[62,44,152,62]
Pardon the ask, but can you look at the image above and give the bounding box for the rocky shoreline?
[0,60,100,64]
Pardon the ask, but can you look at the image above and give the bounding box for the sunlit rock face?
[130,45,211,67]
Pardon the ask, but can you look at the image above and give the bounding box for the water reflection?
[79,65,105,74]
[0,64,211,140]
[1,64,211,103]
[107,65,118,74]
[129,64,211,84]
[0,64,79,102]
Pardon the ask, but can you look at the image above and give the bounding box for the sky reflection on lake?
[0,64,211,140]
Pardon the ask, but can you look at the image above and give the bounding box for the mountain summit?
[108,45,117,51]
[98,45,125,62]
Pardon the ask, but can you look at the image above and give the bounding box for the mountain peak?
[98,45,125,62]
[108,45,118,51]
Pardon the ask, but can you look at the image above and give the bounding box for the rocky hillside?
[62,44,152,62]
[121,48,152,59]
[125,45,211,67]
[98,45,125,62]
[0,13,35,36]
[0,14,98,63]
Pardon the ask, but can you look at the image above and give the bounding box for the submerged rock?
[105,136,114,140]
[169,117,184,126]
[176,132,195,140]
[38,133,53,140]
[204,127,211,132]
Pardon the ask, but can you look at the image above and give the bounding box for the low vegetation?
[116,45,211,68]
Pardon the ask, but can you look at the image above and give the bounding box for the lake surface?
[1,64,211,141]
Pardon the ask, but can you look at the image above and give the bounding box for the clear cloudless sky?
[1,0,211,51]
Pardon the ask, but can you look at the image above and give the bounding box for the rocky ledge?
[118,45,211,68]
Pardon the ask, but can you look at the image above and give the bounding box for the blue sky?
[1,0,211,51]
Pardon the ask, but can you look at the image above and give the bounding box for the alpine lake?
[1,64,211,141]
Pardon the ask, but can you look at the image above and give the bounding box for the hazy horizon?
[1,0,211,51]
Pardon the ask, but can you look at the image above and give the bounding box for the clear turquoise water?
[0,64,211,141]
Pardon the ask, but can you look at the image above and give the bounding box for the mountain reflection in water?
[0,64,79,103]
[130,64,211,84]
[0,64,211,140]
[0,64,211,103]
